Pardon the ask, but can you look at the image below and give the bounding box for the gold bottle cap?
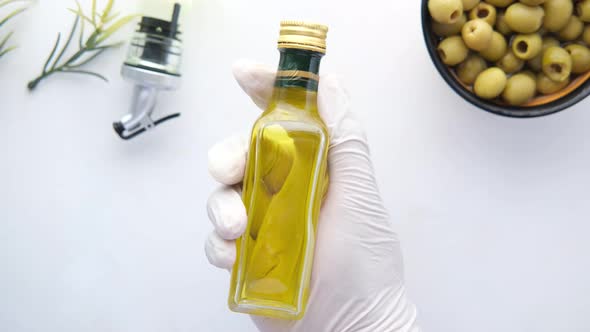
[278,20,329,54]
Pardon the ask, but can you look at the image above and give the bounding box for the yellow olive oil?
[228,21,330,320]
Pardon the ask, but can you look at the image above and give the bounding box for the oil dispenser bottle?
[114,0,191,140]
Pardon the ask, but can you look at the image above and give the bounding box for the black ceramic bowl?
[421,0,590,118]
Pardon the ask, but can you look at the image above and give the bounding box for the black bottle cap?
[136,3,182,40]
[136,3,182,66]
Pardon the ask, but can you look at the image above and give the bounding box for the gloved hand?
[205,60,420,332]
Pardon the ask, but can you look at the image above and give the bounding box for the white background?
[2,0,590,331]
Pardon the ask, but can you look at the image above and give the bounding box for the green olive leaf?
[28,0,136,91]
[52,15,79,68]
[0,30,13,49]
[94,14,136,45]
[101,0,113,22]
[69,1,94,26]
[91,0,96,25]
[0,6,26,28]
[67,8,93,26]
[42,32,61,73]
[0,45,16,57]
[0,0,27,9]
[103,11,120,24]
[78,14,85,47]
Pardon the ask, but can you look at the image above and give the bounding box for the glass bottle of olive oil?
[229,21,330,320]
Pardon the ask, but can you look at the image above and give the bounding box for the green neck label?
[275,49,323,91]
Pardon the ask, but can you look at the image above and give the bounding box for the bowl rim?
[420,0,590,118]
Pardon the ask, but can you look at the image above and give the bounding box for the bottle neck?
[271,48,323,110]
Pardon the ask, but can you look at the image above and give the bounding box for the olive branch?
[0,0,29,59]
[28,0,136,91]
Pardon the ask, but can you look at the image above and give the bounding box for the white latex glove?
[206,60,420,332]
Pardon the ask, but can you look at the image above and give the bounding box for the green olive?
[502,73,537,105]
[462,19,494,51]
[474,67,508,99]
[543,0,573,32]
[583,26,590,45]
[479,32,507,62]
[536,72,570,94]
[438,36,470,65]
[543,36,561,49]
[462,0,480,11]
[497,49,525,73]
[485,0,515,8]
[512,33,543,60]
[557,16,584,41]
[527,37,560,71]
[495,11,513,35]
[429,0,464,24]
[470,2,498,26]
[433,13,467,37]
[520,0,546,5]
[565,44,590,73]
[577,0,590,22]
[505,3,545,33]
[542,46,572,82]
[457,54,488,84]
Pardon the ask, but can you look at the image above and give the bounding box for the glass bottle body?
[229,49,329,320]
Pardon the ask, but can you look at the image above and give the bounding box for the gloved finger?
[318,74,367,145]
[205,231,236,270]
[233,59,276,110]
[208,134,249,185]
[207,186,247,240]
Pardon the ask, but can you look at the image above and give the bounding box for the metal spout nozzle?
[114,3,183,140]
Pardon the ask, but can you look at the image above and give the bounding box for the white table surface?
[2,0,590,331]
